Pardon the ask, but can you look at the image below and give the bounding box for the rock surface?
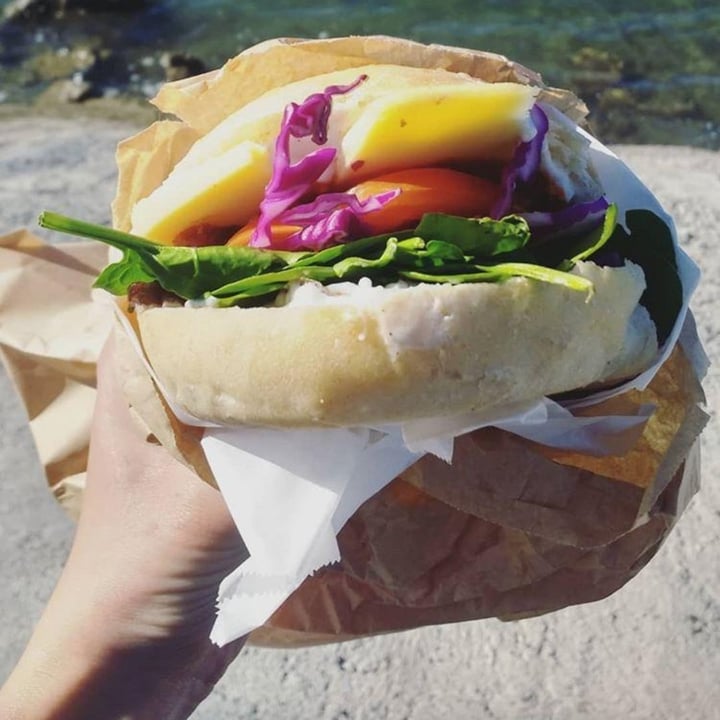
[0,118,718,719]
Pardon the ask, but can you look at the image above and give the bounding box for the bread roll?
[118,39,661,427]
[137,261,656,426]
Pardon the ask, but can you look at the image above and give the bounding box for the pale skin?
[0,339,248,719]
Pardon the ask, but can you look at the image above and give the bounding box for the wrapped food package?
[0,36,709,648]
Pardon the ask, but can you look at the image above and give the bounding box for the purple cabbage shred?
[521,196,610,240]
[491,103,549,219]
[281,190,400,249]
[250,74,398,250]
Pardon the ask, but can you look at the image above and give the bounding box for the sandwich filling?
[39,69,683,348]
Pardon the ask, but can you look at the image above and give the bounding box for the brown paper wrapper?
[0,230,109,516]
[0,229,708,647]
[148,36,586,134]
[0,36,708,647]
[251,346,706,646]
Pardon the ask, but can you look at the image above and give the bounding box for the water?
[1,0,718,147]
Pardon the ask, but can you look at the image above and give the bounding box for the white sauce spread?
[282,277,452,357]
[184,295,220,308]
[281,276,410,307]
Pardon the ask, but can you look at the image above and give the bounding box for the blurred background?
[1,0,719,147]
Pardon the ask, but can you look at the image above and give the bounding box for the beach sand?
[1,117,718,719]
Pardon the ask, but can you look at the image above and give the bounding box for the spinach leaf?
[40,207,682,342]
[414,213,531,257]
[291,230,411,268]
[211,264,338,298]
[212,282,289,308]
[423,240,469,263]
[530,204,618,271]
[332,237,400,277]
[94,243,280,298]
[94,254,156,294]
[39,211,284,298]
[563,203,619,268]
[149,244,278,298]
[401,262,594,293]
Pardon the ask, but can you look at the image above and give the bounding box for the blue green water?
[1,0,718,147]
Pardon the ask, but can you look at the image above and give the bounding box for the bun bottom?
[137,262,657,427]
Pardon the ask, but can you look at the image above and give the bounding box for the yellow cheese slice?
[339,82,538,183]
[131,141,271,244]
[176,65,490,170]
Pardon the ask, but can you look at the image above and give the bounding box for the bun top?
[130,65,542,243]
[113,36,591,236]
[151,36,583,134]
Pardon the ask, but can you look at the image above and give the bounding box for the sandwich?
[39,39,683,428]
[32,38,699,646]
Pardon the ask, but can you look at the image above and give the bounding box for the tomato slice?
[226,167,500,247]
[227,220,299,247]
[350,167,500,236]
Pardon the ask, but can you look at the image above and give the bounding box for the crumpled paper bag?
[0,230,109,516]
[0,230,215,511]
[0,35,710,647]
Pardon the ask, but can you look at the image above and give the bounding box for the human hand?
[1,334,248,720]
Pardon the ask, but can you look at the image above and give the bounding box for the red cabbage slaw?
[249,75,398,250]
[250,76,608,252]
[522,196,610,241]
[491,103,550,219]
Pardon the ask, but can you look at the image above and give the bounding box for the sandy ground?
[0,117,718,720]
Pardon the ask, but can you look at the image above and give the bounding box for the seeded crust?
[136,261,657,427]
